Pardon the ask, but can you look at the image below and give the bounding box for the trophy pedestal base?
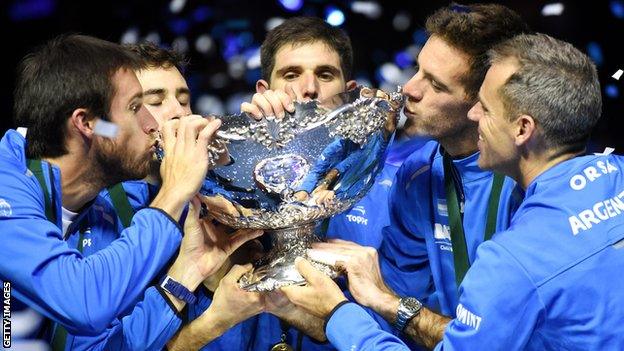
[238,223,339,292]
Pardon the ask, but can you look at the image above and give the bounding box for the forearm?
[166,306,227,351]
[4,210,182,334]
[404,308,450,350]
[150,185,187,221]
[367,291,401,323]
[368,292,449,350]
[162,260,206,313]
[77,287,183,351]
[274,307,327,342]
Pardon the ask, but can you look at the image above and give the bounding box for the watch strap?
[394,297,422,332]
[160,275,197,305]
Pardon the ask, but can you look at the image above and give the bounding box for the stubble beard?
[93,138,151,186]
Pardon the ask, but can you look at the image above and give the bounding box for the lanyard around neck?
[107,183,134,229]
[27,159,58,225]
[26,160,135,233]
[442,152,505,288]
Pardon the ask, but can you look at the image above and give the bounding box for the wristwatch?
[394,297,422,332]
[160,275,197,305]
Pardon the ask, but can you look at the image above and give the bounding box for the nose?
[165,100,190,123]
[299,72,319,101]
[137,105,159,134]
[467,102,483,122]
[403,73,423,102]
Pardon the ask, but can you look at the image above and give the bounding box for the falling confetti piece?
[542,3,564,16]
[93,120,118,138]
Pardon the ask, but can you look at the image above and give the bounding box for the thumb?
[294,257,323,285]
[224,263,254,282]
[228,229,264,254]
[185,195,202,226]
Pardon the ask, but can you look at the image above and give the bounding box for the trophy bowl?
[201,86,402,291]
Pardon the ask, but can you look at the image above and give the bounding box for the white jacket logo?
[0,199,11,217]
[346,206,368,225]
[456,303,482,330]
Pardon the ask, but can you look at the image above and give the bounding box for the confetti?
[93,120,118,138]
[541,3,564,16]
[16,127,27,138]
[613,69,623,80]
[594,147,615,156]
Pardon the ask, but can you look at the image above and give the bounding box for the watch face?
[401,297,422,313]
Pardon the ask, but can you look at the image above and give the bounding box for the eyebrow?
[144,88,165,96]
[274,65,342,77]
[144,87,190,97]
[275,65,301,76]
[315,65,342,76]
[416,55,450,91]
[422,71,450,91]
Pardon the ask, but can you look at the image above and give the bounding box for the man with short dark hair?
[0,34,260,347]
[167,17,361,351]
[242,16,356,119]
[41,42,263,351]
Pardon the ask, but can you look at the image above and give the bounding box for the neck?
[515,147,584,189]
[44,153,105,212]
[439,128,479,159]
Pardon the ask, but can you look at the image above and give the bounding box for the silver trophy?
[160,86,403,291]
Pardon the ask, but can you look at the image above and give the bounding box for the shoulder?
[0,162,45,219]
[395,141,439,185]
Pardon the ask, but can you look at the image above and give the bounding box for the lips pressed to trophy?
[157,86,402,291]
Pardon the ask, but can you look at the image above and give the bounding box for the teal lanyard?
[26,160,134,351]
[107,183,134,229]
[27,159,57,225]
[442,153,505,288]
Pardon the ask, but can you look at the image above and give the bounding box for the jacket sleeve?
[0,173,183,335]
[434,240,543,350]
[72,287,183,351]
[325,303,410,351]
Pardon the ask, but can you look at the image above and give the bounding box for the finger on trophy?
[293,191,310,202]
[200,194,241,217]
[306,249,349,271]
[311,189,335,207]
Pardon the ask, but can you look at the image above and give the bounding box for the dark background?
[2,0,622,152]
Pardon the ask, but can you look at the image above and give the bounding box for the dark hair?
[14,34,141,158]
[260,16,353,81]
[489,33,602,151]
[425,3,531,100]
[124,42,188,73]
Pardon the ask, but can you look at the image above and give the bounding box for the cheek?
[319,81,345,98]
[269,79,288,92]
[429,99,466,125]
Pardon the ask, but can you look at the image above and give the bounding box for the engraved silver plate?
[253,154,309,195]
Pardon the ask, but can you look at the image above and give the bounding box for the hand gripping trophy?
[157,86,402,291]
